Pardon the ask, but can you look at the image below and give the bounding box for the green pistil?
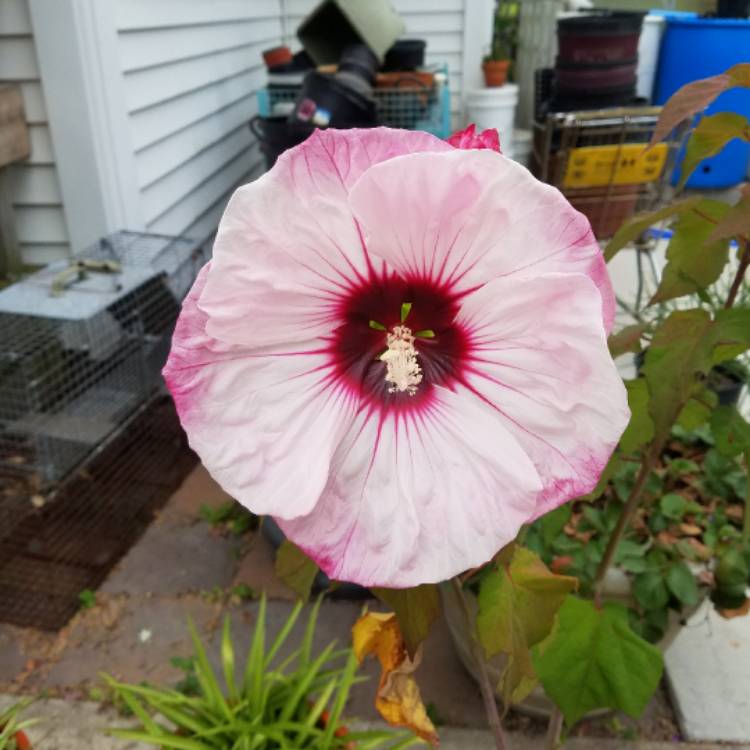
[400,302,412,323]
[370,304,434,339]
[369,320,387,331]
[414,329,435,338]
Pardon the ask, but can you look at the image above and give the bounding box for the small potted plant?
[482,0,517,87]
[0,698,37,750]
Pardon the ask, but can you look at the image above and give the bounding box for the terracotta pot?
[262,45,293,68]
[482,59,510,87]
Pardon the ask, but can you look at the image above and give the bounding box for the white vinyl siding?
[281,0,469,128]
[0,0,70,265]
[113,0,280,244]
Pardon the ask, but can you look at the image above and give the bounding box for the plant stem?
[593,441,663,602]
[743,448,750,543]
[450,577,509,750]
[545,707,564,750]
[725,240,750,309]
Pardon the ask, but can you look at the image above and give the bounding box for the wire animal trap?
[0,397,196,630]
[0,231,205,488]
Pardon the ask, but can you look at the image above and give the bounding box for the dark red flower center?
[327,271,469,411]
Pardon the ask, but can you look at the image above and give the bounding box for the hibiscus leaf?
[633,571,670,610]
[679,113,750,187]
[643,309,730,446]
[676,388,717,431]
[476,547,577,707]
[608,323,649,358]
[352,612,438,746]
[619,379,654,454]
[274,540,319,600]
[533,596,663,726]
[711,406,750,458]
[649,63,750,147]
[604,198,701,262]
[650,200,730,304]
[373,585,441,658]
[707,184,750,242]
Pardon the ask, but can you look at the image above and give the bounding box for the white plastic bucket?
[511,128,533,167]
[636,15,666,101]
[465,83,519,158]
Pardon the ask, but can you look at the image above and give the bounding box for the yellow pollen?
[379,325,422,395]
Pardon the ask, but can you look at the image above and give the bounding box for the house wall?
[0,0,71,265]
[9,0,488,263]
[112,0,282,244]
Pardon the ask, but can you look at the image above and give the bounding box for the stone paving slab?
[100,521,242,597]
[1,697,747,750]
[665,598,750,744]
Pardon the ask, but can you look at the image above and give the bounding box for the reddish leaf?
[649,64,750,147]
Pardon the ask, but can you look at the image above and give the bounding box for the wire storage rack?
[532,107,682,239]
[0,231,206,629]
[257,64,452,138]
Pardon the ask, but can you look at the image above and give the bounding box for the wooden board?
[0,85,31,168]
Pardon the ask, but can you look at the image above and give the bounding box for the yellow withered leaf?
[352,611,439,747]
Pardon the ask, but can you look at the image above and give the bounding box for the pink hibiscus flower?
[163,127,628,588]
[447,123,501,152]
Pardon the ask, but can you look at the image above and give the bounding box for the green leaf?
[649,63,750,147]
[476,547,577,706]
[711,405,750,457]
[665,562,700,606]
[274,540,318,600]
[650,200,730,303]
[620,379,655,453]
[676,389,717,431]
[540,505,572,545]
[707,184,750,242]
[372,585,441,658]
[712,308,750,364]
[641,309,750,445]
[604,197,701,262]
[680,113,750,187]
[633,571,670,610]
[533,597,663,726]
[659,493,688,520]
[608,324,649,358]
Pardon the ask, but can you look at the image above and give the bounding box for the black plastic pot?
[383,39,426,71]
[557,12,646,64]
[717,0,750,17]
[634,351,746,407]
[261,517,370,599]
[290,70,377,129]
[248,116,314,169]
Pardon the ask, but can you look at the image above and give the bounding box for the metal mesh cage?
[0,231,207,487]
[0,230,206,629]
[257,64,452,138]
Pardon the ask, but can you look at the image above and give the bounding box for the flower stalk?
[450,577,509,750]
[593,440,664,602]
[724,239,749,310]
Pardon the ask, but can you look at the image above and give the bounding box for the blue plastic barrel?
[654,17,750,188]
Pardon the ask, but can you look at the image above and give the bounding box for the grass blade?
[243,592,267,715]
[221,616,238,703]
[264,599,303,669]
[187,618,232,721]
[301,595,323,668]
[320,646,358,747]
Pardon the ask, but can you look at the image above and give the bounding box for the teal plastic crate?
[257,64,451,138]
